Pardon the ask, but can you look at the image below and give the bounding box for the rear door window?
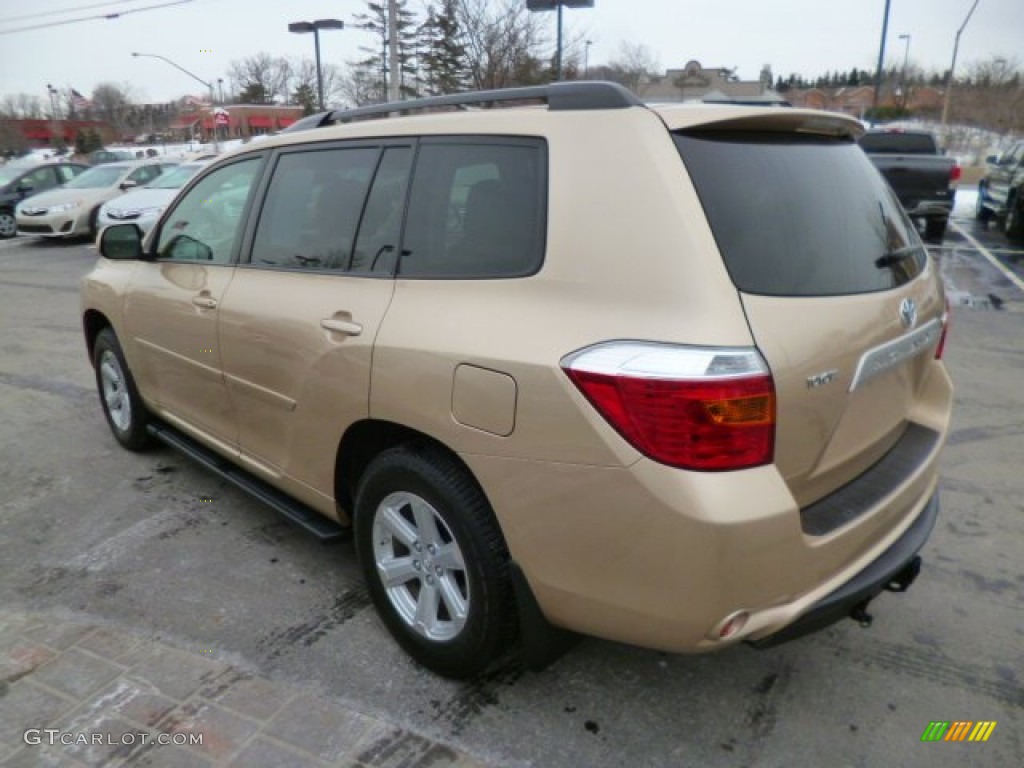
[400,138,546,278]
[674,131,925,297]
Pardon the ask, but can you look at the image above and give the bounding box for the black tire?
[974,185,990,222]
[92,328,152,451]
[1005,192,1024,242]
[0,209,16,239]
[354,444,514,679]
[88,207,100,240]
[924,217,948,241]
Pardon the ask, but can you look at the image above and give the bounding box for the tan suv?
[81,82,953,679]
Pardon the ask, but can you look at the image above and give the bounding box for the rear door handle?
[320,317,363,336]
[192,295,218,309]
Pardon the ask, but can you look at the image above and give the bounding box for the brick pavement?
[0,610,491,767]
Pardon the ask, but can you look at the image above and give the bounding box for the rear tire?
[974,186,990,222]
[88,207,100,240]
[93,328,152,451]
[354,444,514,679]
[924,217,947,241]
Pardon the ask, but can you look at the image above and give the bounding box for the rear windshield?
[857,132,937,154]
[674,131,925,297]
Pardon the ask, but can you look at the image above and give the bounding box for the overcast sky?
[0,0,1020,104]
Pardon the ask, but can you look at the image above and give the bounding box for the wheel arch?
[82,309,112,366]
[334,419,488,521]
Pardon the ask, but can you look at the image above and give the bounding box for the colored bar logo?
[921,721,997,742]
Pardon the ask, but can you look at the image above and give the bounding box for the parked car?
[858,129,960,240]
[97,160,211,235]
[0,160,88,238]
[82,82,952,679]
[16,160,176,239]
[90,149,136,165]
[976,140,1024,241]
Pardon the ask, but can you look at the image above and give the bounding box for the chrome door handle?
[320,317,363,336]
[192,295,218,309]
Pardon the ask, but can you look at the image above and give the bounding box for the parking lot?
[0,202,1021,766]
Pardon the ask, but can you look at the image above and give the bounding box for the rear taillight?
[950,165,962,183]
[935,298,950,359]
[561,343,775,471]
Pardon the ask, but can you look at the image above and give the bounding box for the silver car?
[97,161,211,235]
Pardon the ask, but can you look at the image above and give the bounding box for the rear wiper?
[875,244,924,269]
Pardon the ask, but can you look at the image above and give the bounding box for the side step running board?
[146,423,349,542]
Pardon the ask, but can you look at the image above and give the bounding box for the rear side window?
[675,132,924,297]
[857,132,937,154]
[400,139,546,278]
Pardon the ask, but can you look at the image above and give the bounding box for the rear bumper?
[750,489,938,648]
[903,201,953,219]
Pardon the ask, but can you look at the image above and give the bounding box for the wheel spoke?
[411,497,443,547]
[437,573,468,624]
[377,555,419,588]
[432,542,465,571]
[100,360,120,388]
[378,504,418,548]
[413,581,440,633]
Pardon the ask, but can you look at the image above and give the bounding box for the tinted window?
[251,148,377,270]
[156,157,261,264]
[351,147,412,274]
[674,132,924,297]
[858,132,937,154]
[400,140,545,278]
[127,164,162,185]
[56,164,84,183]
[24,167,56,191]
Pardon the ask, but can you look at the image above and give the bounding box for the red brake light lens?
[562,343,776,471]
[950,165,962,183]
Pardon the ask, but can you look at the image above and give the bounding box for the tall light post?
[288,19,344,111]
[584,39,592,78]
[132,51,218,152]
[940,0,981,139]
[526,1,594,82]
[898,33,911,106]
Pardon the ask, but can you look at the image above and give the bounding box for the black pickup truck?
[859,129,960,240]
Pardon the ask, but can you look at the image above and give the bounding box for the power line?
[0,0,195,35]
[0,0,154,25]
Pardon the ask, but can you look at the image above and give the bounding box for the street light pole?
[131,51,218,152]
[584,40,592,78]
[288,19,344,111]
[940,0,981,140]
[526,1,595,82]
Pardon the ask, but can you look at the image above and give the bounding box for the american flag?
[71,89,92,111]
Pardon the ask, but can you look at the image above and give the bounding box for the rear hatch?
[671,120,946,507]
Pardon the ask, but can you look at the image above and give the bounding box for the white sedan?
[97,160,211,235]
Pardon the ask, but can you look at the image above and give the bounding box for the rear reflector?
[950,165,962,183]
[561,343,775,471]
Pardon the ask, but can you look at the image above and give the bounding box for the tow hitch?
[849,555,923,628]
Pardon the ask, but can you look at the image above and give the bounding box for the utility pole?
[871,0,892,120]
[388,0,400,101]
[940,0,981,140]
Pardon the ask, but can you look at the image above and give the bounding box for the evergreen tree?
[418,1,468,95]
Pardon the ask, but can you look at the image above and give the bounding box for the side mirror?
[16,183,34,197]
[119,180,138,191]
[99,223,143,260]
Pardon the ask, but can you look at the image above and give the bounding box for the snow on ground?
[954,186,978,219]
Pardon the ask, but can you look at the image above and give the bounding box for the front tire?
[0,209,16,239]
[92,328,152,450]
[354,445,513,679]
[975,184,991,222]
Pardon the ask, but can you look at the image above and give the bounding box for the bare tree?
[457,0,549,90]
[91,83,134,135]
[229,53,291,104]
[0,93,45,119]
[605,42,660,95]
